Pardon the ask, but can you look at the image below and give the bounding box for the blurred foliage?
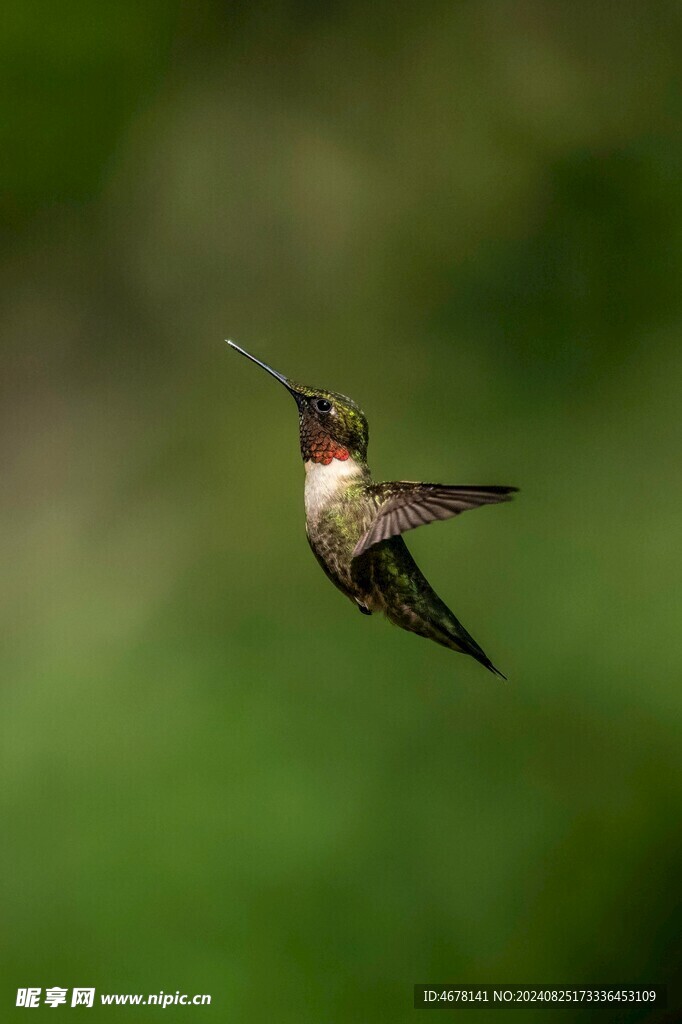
[1,1,681,1021]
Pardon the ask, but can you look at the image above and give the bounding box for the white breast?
[304,458,363,519]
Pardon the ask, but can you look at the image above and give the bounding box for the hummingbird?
[227,341,517,678]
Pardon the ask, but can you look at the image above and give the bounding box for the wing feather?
[352,483,517,557]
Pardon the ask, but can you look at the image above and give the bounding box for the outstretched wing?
[352,483,517,558]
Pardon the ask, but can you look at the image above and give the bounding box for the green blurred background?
[1,2,681,1021]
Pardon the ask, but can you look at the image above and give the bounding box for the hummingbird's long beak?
[226,340,298,396]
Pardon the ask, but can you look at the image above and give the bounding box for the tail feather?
[434,613,507,680]
[384,598,507,679]
[371,536,508,679]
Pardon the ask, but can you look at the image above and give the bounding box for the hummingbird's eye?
[313,398,332,414]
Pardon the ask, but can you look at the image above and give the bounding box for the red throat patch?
[300,419,351,464]
[310,442,350,465]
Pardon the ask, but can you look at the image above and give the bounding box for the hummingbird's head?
[289,382,368,464]
[227,342,369,464]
